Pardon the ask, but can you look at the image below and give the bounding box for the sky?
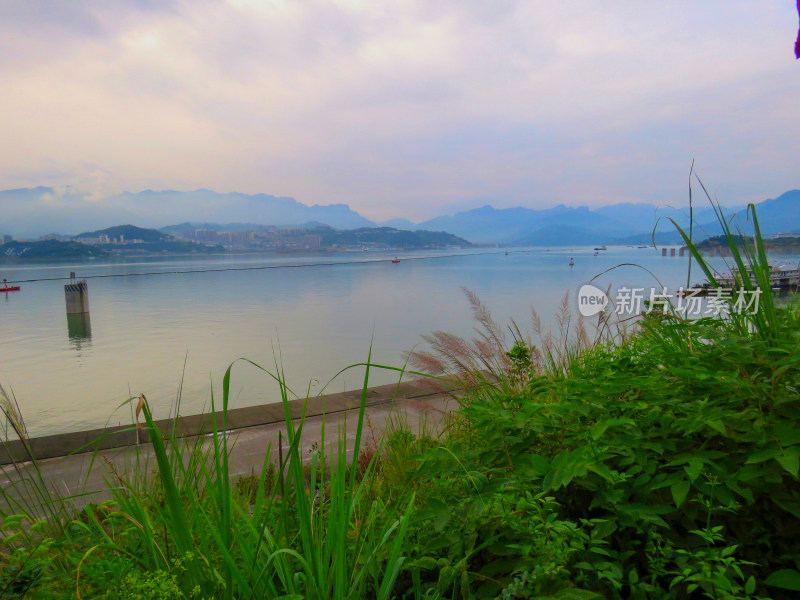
[1,0,798,223]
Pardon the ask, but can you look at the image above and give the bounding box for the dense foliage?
[74,225,170,243]
[393,307,800,599]
[0,240,107,260]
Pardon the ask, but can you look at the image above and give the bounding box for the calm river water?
[0,247,770,436]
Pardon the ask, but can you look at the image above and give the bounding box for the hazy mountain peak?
[764,189,800,204]
[1,186,54,195]
[3,185,799,245]
[0,187,376,237]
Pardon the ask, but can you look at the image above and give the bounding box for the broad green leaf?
[766,569,800,591]
[429,499,451,532]
[587,462,614,481]
[706,420,727,435]
[590,519,617,540]
[591,418,632,439]
[616,503,670,527]
[773,492,800,518]
[524,453,550,476]
[671,480,690,508]
[725,478,754,504]
[552,588,603,599]
[684,462,702,482]
[746,446,779,464]
[776,453,800,478]
[407,557,438,571]
[775,425,800,447]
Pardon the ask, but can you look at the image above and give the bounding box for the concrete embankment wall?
[0,378,460,465]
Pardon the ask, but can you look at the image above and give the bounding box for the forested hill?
[0,240,107,260]
[73,224,168,242]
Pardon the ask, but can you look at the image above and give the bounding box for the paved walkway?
[1,390,456,513]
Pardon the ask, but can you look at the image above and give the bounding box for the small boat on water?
[1,279,19,292]
[593,251,599,256]
[594,246,607,251]
[391,257,401,264]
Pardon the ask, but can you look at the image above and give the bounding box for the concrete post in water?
[670,248,676,256]
[662,248,667,256]
[67,313,92,340]
[679,247,686,257]
[65,280,90,314]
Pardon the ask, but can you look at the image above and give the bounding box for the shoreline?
[0,377,460,465]
[0,245,482,265]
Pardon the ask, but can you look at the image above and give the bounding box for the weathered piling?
[65,280,90,314]
[67,312,91,339]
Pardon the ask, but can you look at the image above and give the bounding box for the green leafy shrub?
[410,306,800,599]
[391,197,800,599]
[234,460,277,504]
[113,568,185,600]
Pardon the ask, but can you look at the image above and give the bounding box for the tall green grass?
[667,173,780,341]
[0,356,430,599]
[74,357,417,599]
[0,383,87,535]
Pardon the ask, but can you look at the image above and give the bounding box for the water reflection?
[6,248,783,436]
[67,312,92,350]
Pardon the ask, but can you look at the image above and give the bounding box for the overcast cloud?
[0,0,797,224]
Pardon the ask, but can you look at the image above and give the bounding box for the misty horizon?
[0,183,779,240]
[2,2,799,225]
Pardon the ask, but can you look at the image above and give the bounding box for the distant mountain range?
[160,221,331,236]
[0,187,373,237]
[108,189,375,230]
[407,191,797,245]
[718,190,800,236]
[2,186,798,247]
[416,204,630,245]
